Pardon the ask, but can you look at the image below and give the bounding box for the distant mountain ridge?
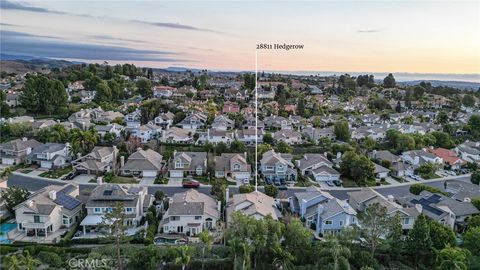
[398,80,480,91]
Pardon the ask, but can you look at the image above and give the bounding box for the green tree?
[407,214,433,265]
[435,245,470,270]
[3,186,29,213]
[239,185,255,194]
[463,227,480,254]
[387,213,404,255]
[334,120,350,142]
[198,230,214,270]
[383,73,396,88]
[263,133,274,145]
[413,85,425,99]
[275,141,293,153]
[358,203,390,256]
[136,78,152,98]
[284,218,313,265]
[174,245,193,270]
[318,237,351,270]
[468,115,480,139]
[101,202,128,270]
[462,94,475,107]
[471,170,480,185]
[230,140,247,153]
[264,185,278,198]
[428,219,456,251]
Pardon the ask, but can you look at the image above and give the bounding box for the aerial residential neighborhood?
[1,0,479,269]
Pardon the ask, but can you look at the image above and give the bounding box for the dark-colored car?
[63,170,80,180]
[182,180,200,188]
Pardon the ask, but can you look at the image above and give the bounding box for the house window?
[34,215,40,223]
[352,217,356,223]
[175,161,181,169]
[339,221,343,226]
[403,218,410,225]
[325,220,332,225]
[126,208,133,213]
[106,208,113,213]
[233,164,240,171]
[94,208,101,213]
[195,216,202,220]
[277,165,284,173]
[172,216,180,221]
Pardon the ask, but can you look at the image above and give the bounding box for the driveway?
[27,170,46,176]
[168,177,183,186]
[140,177,156,186]
[72,174,95,184]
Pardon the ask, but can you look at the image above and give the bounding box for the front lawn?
[105,175,139,184]
[341,178,359,188]
[154,177,168,184]
[39,166,73,179]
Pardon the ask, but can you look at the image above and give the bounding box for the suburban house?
[289,187,333,227]
[348,188,420,230]
[214,153,251,184]
[14,184,82,239]
[196,129,235,145]
[133,123,162,142]
[120,148,163,178]
[369,150,401,164]
[373,163,390,180]
[226,191,282,224]
[169,151,207,178]
[80,184,152,235]
[211,115,235,131]
[237,128,264,146]
[27,143,70,169]
[161,189,220,236]
[154,112,175,129]
[124,110,142,129]
[0,138,41,165]
[72,146,118,175]
[303,126,335,141]
[161,127,193,144]
[397,191,480,230]
[295,154,340,183]
[426,147,467,170]
[401,150,443,167]
[94,123,124,138]
[272,130,303,144]
[455,141,480,163]
[178,113,207,130]
[260,150,297,182]
[153,86,175,98]
[316,198,357,237]
[263,116,292,130]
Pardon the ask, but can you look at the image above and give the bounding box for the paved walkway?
[168,177,183,186]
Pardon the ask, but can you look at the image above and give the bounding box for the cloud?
[0,0,65,14]
[1,30,187,62]
[88,35,146,44]
[357,29,382,33]
[131,20,222,33]
[1,1,221,33]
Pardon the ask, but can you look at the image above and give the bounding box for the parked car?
[182,180,200,188]
[63,170,80,180]
[326,181,335,187]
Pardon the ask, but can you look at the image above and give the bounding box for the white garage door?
[143,171,157,177]
[170,170,183,178]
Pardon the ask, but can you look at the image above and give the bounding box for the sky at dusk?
[1,0,479,75]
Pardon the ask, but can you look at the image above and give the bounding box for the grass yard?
[39,166,73,179]
[154,177,168,184]
[105,175,139,184]
[341,178,359,188]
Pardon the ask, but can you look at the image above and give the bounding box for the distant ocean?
[271,70,480,84]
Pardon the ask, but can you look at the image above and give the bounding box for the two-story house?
[124,110,142,129]
[161,189,220,236]
[27,143,70,169]
[120,148,163,178]
[272,130,303,145]
[154,112,175,129]
[236,128,264,146]
[214,153,251,184]
[169,151,207,178]
[289,186,333,227]
[211,115,235,131]
[316,198,357,237]
[80,184,152,235]
[226,191,282,224]
[295,154,340,183]
[94,123,124,139]
[14,184,82,240]
[0,138,41,165]
[178,113,207,131]
[72,146,118,175]
[260,150,297,183]
[161,127,193,144]
[401,150,443,167]
[196,129,235,145]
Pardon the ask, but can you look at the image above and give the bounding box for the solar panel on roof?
[428,194,442,204]
[59,185,75,194]
[410,199,444,216]
[54,193,81,210]
[103,190,113,196]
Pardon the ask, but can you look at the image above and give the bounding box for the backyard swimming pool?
[0,223,16,244]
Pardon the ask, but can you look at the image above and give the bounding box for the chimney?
[97,176,103,185]
[77,152,82,159]
[22,137,27,141]
[217,201,222,213]
[120,156,125,167]
[27,200,34,207]
[415,203,423,213]
[225,188,230,204]
[387,195,394,202]
[48,190,56,200]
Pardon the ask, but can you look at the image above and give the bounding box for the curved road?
[7,172,471,201]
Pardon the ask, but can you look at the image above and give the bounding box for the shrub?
[409,183,447,196]
[239,185,255,194]
[264,184,278,198]
[37,251,63,267]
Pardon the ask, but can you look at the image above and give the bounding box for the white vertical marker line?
[255,51,258,192]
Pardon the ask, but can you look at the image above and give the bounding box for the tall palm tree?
[3,254,23,270]
[198,230,214,270]
[175,245,192,270]
[436,246,470,270]
[229,237,251,270]
[22,250,41,270]
[272,247,294,270]
[319,237,351,270]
